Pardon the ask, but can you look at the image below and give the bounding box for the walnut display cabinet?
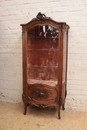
[20,12,69,119]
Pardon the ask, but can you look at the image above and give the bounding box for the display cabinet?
[20,12,69,119]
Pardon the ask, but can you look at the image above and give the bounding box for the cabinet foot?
[24,102,28,115]
[62,104,65,111]
[57,105,61,119]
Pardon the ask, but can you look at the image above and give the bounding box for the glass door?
[27,25,59,87]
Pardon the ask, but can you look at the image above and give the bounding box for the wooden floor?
[0,103,87,130]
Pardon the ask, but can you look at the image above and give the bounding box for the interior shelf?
[28,37,58,39]
[27,79,58,87]
[27,48,59,52]
[27,66,58,68]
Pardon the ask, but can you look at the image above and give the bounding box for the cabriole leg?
[62,104,65,110]
[57,105,61,119]
[24,101,28,115]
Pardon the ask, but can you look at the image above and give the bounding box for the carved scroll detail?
[36,12,47,20]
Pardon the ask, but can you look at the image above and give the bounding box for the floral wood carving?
[36,12,47,20]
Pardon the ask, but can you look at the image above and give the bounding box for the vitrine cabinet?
[21,12,69,119]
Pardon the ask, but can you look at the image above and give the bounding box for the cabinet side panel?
[62,30,68,105]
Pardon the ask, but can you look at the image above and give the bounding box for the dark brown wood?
[58,104,61,119]
[28,84,57,101]
[21,12,69,119]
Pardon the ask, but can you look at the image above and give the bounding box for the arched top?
[20,12,69,30]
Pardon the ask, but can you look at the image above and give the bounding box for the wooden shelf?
[27,65,58,69]
[27,49,59,52]
[28,36,58,39]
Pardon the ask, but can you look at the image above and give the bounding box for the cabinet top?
[20,12,69,30]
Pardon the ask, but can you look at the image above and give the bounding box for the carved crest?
[36,12,47,20]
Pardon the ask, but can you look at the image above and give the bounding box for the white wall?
[0,0,87,111]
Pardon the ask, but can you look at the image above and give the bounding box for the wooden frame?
[21,12,69,119]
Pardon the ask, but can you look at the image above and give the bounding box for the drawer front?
[28,84,57,101]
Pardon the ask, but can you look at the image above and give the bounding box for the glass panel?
[27,25,59,86]
[62,31,67,84]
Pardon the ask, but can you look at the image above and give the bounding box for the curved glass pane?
[62,31,67,84]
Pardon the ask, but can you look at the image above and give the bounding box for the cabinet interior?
[27,25,59,86]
